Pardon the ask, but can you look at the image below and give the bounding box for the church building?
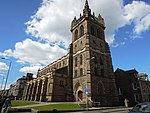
[23,0,119,106]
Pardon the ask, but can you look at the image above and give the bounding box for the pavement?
[10,102,132,113]
[12,102,52,109]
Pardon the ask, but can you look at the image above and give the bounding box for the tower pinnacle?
[83,0,91,17]
[85,0,89,9]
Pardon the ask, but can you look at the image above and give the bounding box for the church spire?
[83,0,91,17]
[85,0,89,10]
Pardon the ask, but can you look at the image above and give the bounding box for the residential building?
[9,73,33,100]
[115,68,150,106]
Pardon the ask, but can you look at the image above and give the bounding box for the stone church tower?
[23,0,118,106]
[71,0,118,106]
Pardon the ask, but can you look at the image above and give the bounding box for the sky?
[0,0,150,89]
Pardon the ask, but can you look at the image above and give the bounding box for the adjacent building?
[23,0,119,106]
[115,68,150,106]
[9,73,33,100]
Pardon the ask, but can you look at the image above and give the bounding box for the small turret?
[71,16,77,28]
[98,14,105,26]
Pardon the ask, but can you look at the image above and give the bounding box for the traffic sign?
[84,87,88,95]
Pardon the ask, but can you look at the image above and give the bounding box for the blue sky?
[0,0,150,88]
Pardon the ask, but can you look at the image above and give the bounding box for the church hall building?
[23,0,119,106]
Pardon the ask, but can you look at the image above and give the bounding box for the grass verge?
[30,103,84,111]
[11,100,39,107]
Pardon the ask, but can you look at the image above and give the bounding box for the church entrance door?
[78,90,83,101]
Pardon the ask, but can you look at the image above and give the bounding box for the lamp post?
[85,56,95,110]
[1,57,12,90]
[0,76,4,90]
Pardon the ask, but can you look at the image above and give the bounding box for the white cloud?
[112,41,125,48]
[0,49,13,57]
[1,84,10,90]
[1,38,67,76]
[0,62,8,71]
[124,1,150,35]
[25,0,127,45]
[90,0,128,43]
[134,13,150,34]
[19,65,43,77]
[1,0,150,77]
[26,0,83,48]
[12,38,67,65]
[26,0,150,46]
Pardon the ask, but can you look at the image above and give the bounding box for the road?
[67,110,128,113]
[9,105,131,113]
[67,108,130,113]
[8,110,129,113]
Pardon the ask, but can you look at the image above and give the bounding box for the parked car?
[129,102,150,113]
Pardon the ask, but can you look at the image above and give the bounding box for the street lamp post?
[1,77,4,90]
[85,57,95,110]
[1,57,12,91]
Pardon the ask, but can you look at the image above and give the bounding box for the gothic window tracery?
[100,56,103,65]
[95,67,98,76]
[94,55,97,64]
[80,54,83,65]
[91,25,95,36]
[75,57,78,67]
[74,29,78,41]
[80,25,84,37]
[101,69,104,77]
[97,81,104,95]
[80,68,83,76]
[74,44,77,53]
[75,70,77,77]
[97,28,100,38]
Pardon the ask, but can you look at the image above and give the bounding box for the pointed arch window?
[100,30,105,39]
[80,54,83,65]
[100,56,103,65]
[95,67,98,76]
[97,28,100,38]
[75,70,77,77]
[74,29,78,41]
[80,68,83,76]
[97,81,104,95]
[80,25,84,37]
[75,57,78,67]
[94,55,97,64]
[101,69,104,77]
[91,25,95,36]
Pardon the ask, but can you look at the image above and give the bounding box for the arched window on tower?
[100,56,103,65]
[80,68,83,76]
[74,29,78,41]
[95,67,98,76]
[91,25,95,36]
[80,25,84,37]
[94,55,97,64]
[80,54,83,65]
[100,30,104,39]
[97,81,104,95]
[75,70,77,78]
[97,28,100,38]
[75,57,78,67]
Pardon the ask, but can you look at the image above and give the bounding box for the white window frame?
[118,88,123,95]
[134,94,139,102]
[132,82,137,90]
